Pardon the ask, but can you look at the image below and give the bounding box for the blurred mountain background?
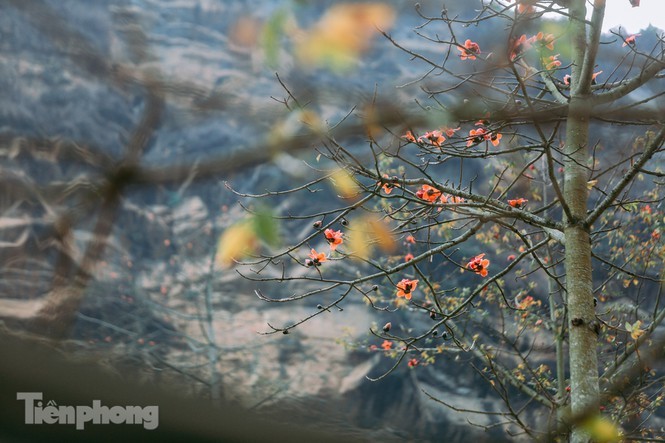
[1,1,663,441]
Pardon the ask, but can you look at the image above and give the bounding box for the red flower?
[518,295,536,309]
[545,54,561,70]
[379,174,398,195]
[308,248,327,266]
[467,253,490,277]
[467,127,488,147]
[404,253,414,262]
[535,32,555,50]
[489,132,502,147]
[324,229,343,251]
[408,358,419,367]
[418,130,446,147]
[563,74,571,85]
[508,198,528,208]
[507,254,516,261]
[381,340,393,350]
[403,130,417,143]
[458,39,480,60]
[444,126,461,137]
[405,235,416,244]
[416,184,442,203]
[510,34,534,61]
[396,278,419,300]
[623,34,640,47]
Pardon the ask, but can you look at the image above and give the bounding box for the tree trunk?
[565,1,600,441]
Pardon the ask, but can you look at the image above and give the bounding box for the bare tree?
[2,0,665,441]
[227,1,665,441]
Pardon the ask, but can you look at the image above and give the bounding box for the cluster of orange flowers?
[324,228,343,250]
[307,249,327,266]
[467,253,490,277]
[380,174,400,195]
[306,228,344,266]
[414,184,466,207]
[403,127,460,148]
[510,32,555,62]
[396,278,419,300]
[508,198,528,208]
[458,39,480,60]
[466,127,502,147]
[544,54,561,71]
[403,124,501,150]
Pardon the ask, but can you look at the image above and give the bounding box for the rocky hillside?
[4,0,663,441]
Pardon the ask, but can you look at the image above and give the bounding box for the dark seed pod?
[383,322,392,332]
[340,218,348,226]
[313,220,322,229]
[282,330,289,335]
[432,330,438,337]
[429,311,437,320]
[372,285,379,291]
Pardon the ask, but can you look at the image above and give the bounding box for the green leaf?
[261,9,287,68]
[252,208,280,248]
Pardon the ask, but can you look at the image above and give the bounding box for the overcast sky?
[599,1,665,33]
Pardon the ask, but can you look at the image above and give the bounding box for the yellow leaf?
[366,216,396,253]
[330,168,359,199]
[216,223,257,267]
[587,179,598,190]
[294,3,395,71]
[582,416,622,443]
[346,214,396,260]
[347,227,371,261]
